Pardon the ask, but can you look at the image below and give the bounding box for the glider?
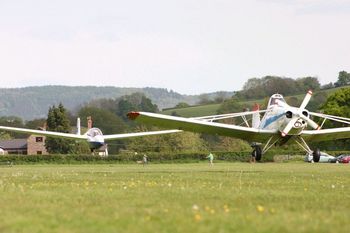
[0,118,181,154]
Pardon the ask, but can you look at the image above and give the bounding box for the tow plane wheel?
[312,149,321,163]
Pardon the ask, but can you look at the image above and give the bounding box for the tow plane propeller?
[279,90,320,137]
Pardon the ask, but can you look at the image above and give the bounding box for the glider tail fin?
[77,118,81,135]
[252,103,260,129]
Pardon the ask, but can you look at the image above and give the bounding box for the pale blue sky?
[0,0,349,94]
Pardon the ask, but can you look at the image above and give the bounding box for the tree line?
[235,76,321,100]
[230,71,350,101]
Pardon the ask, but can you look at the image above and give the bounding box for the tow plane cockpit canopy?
[268,94,285,107]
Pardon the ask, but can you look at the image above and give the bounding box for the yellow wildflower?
[257,205,265,213]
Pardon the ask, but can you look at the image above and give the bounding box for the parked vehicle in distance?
[340,155,350,163]
[329,154,350,163]
[305,152,335,163]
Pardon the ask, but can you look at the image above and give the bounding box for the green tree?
[171,111,180,116]
[140,96,158,112]
[127,128,205,153]
[0,116,24,128]
[307,92,328,112]
[25,118,46,129]
[237,76,321,100]
[295,77,320,92]
[321,82,334,90]
[175,102,190,108]
[335,71,350,87]
[0,132,12,140]
[117,99,135,120]
[45,104,74,154]
[0,116,26,138]
[79,107,127,135]
[314,88,350,150]
[321,88,350,119]
[198,94,213,105]
[116,93,159,120]
[242,78,262,91]
[217,98,244,114]
[285,96,300,107]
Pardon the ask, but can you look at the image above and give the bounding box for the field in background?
[0,163,349,233]
[162,87,345,117]
[162,103,222,117]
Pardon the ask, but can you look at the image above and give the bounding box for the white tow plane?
[0,118,181,153]
[128,90,350,162]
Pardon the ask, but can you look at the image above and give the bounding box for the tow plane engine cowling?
[280,90,320,137]
[280,111,307,136]
[85,128,105,150]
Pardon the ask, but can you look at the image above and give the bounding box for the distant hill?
[0,86,234,120]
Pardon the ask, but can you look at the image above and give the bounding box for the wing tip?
[127,111,140,120]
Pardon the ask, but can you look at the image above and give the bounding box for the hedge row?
[1,149,343,164]
[0,151,254,164]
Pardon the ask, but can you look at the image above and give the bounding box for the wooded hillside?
[0,86,233,120]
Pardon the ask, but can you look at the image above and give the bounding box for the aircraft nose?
[294,119,304,128]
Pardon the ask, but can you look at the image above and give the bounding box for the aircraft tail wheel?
[313,149,320,163]
[255,146,262,161]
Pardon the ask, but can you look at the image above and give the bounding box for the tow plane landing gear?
[251,143,262,161]
[251,136,281,162]
[258,136,321,163]
[293,136,320,163]
[312,148,321,162]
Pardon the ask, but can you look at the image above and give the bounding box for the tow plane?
[128,91,350,162]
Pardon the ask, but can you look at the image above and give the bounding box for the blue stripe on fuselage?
[262,113,285,129]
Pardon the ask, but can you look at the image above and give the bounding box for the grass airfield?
[0,162,349,233]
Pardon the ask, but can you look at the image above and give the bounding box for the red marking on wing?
[127,112,140,120]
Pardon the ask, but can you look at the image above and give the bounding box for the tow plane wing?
[301,111,350,142]
[127,111,276,142]
[301,127,350,142]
